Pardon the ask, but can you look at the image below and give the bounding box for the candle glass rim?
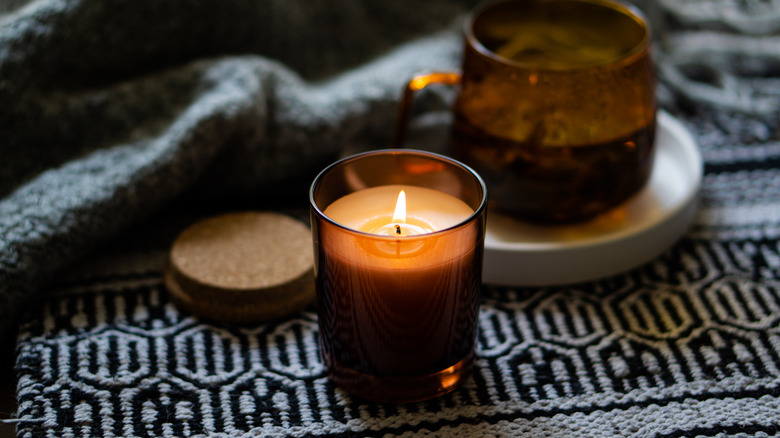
[309,149,488,240]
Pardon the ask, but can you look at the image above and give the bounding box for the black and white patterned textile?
[14,107,780,436]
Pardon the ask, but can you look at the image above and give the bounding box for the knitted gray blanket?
[0,0,479,342]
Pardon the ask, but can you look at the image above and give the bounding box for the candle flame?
[392,190,406,224]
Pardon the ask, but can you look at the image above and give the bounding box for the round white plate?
[482,111,703,286]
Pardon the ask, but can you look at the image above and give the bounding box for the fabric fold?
[0,0,468,340]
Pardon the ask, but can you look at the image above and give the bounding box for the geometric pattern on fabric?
[14,237,780,436]
[14,110,780,437]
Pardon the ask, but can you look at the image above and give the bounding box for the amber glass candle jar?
[309,149,487,402]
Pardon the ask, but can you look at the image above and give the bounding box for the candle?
[310,150,487,403]
[320,184,476,375]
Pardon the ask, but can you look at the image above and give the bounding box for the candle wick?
[395,224,401,235]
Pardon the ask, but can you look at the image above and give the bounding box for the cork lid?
[164,212,314,323]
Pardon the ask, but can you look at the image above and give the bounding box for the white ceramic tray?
[482,111,703,286]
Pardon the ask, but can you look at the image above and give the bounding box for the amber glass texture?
[309,150,487,402]
[452,0,657,223]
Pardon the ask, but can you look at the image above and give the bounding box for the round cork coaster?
[164,212,314,324]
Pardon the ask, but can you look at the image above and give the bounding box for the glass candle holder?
[309,149,487,403]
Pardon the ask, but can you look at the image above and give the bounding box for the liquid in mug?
[453,0,656,223]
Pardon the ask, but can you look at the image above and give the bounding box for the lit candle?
[318,186,478,392]
[323,184,474,236]
[310,150,487,403]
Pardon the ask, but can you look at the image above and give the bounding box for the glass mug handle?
[392,72,462,148]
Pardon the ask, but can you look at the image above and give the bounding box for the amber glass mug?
[395,0,656,223]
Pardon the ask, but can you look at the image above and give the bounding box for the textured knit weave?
[0,0,474,342]
[4,0,780,436]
